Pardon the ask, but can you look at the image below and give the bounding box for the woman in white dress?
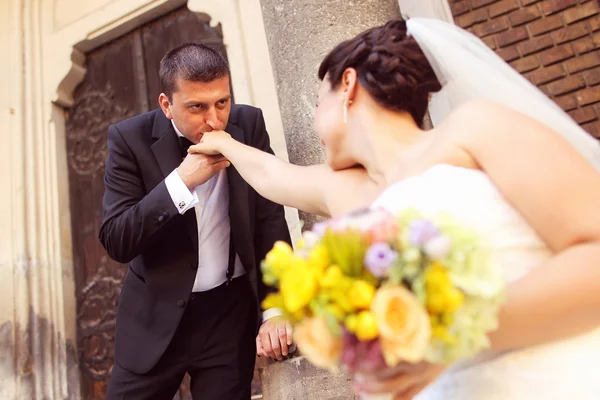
[188,19,600,399]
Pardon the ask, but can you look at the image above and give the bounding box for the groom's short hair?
[159,43,230,100]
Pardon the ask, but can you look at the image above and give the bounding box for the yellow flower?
[345,314,358,333]
[261,293,284,310]
[425,263,464,314]
[308,244,330,272]
[265,241,294,277]
[425,263,452,291]
[355,311,379,341]
[348,280,376,310]
[326,303,346,321]
[371,285,431,366]
[444,287,464,313]
[294,317,342,372]
[279,261,317,313]
[320,265,343,289]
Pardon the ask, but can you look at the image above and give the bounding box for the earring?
[343,99,353,124]
[343,102,348,124]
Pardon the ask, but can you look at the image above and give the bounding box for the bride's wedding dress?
[371,164,600,399]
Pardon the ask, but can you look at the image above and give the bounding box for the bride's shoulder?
[442,99,548,144]
[446,99,519,125]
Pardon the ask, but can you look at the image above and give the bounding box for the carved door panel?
[65,7,251,400]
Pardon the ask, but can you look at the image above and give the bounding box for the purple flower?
[364,243,398,278]
[341,329,386,374]
[312,221,329,237]
[409,219,440,247]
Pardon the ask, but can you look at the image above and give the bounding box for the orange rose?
[371,285,431,366]
[294,317,342,372]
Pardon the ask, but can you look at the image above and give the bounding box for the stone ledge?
[258,356,357,400]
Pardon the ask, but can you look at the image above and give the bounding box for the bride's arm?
[455,100,600,350]
[189,130,335,217]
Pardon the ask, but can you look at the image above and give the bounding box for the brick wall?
[449,0,600,138]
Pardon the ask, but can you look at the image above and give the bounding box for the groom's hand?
[256,316,294,361]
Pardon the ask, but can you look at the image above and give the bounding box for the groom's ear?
[341,68,358,102]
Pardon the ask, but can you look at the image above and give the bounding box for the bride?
[188,18,600,399]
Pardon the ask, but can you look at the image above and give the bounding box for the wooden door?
[65,7,260,399]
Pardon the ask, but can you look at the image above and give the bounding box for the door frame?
[1,0,297,397]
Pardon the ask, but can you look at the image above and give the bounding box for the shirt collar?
[171,120,184,138]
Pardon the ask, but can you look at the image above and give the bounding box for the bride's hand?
[188,130,232,156]
[353,361,445,399]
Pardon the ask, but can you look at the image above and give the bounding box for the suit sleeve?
[250,109,293,303]
[99,125,179,263]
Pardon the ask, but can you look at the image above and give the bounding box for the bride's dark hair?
[318,19,442,128]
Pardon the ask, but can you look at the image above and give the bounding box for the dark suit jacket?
[99,105,291,374]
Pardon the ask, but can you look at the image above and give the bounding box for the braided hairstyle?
[318,20,442,128]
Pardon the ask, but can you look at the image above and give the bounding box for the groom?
[99,43,292,399]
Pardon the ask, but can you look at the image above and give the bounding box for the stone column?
[256,1,401,398]
[1,0,80,398]
[258,0,402,229]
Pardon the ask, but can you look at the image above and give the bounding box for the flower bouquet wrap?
[261,207,504,396]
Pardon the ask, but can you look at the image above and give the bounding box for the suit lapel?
[150,111,198,254]
[226,122,252,267]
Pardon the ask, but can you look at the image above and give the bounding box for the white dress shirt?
[165,121,245,292]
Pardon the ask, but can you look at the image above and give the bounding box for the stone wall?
[449,0,600,138]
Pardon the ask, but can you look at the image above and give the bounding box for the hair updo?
[318,19,442,128]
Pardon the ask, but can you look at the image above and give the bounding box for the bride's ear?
[341,68,358,103]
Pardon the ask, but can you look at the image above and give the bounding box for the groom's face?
[159,76,232,144]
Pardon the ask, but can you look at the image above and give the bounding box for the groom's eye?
[189,104,205,110]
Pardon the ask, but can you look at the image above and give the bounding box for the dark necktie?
[179,136,194,159]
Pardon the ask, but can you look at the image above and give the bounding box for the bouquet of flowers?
[261,207,505,377]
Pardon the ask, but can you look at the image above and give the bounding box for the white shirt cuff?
[262,307,283,322]
[165,169,199,214]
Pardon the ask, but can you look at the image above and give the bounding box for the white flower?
[424,236,451,260]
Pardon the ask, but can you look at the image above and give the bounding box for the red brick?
[563,2,600,25]
[589,15,600,32]
[451,1,471,17]
[576,86,600,105]
[495,27,530,47]
[583,120,600,138]
[456,8,489,28]
[555,93,578,110]
[541,0,577,16]
[547,75,586,95]
[584,122,600,137]
[509,6,542,26]
[528,15,565,36]
[470,0,496,8]
[517,34,554,55]
[527,64,567,84]
[565,50,600,73]
[539,84,552,96]
[572,32,600,55]
[477,18,510,37]
[496,46,521,62]
[511,55,541,72]
[551,21,589,44]
[582,66,600,85]
[489,0,520,18]
[568,105,598,124]
[482,35,497,50]
[521,0,541,5]
[539,44,575,66]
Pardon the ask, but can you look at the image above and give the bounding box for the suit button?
[157,215,164,223]
[177,300,186,308]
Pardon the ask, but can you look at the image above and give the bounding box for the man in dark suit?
[100,43,293,399]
